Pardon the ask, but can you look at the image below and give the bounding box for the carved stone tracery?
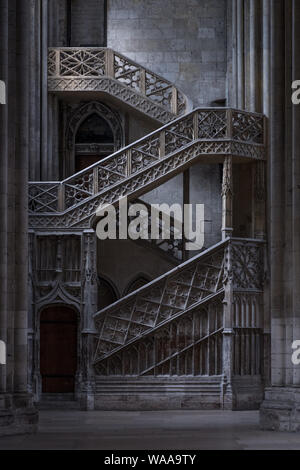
[29,108,266,231]
[64,101,124,177]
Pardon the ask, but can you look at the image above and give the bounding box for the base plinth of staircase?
[95,377,223,411]
[260,387,300,432]
[38,393,81,410]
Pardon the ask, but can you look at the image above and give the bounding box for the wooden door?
[40,306,77,393]
[75,154,102,172]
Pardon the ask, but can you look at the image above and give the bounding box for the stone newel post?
[80,230,98,410]
[222,156,233,240]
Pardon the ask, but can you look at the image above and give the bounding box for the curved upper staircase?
[48,47,190,123]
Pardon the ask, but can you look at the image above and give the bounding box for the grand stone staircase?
[28,48,268,410]
[92,237,265,410]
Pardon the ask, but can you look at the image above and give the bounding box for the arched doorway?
[40,306,78,393]
[75,113,115,172]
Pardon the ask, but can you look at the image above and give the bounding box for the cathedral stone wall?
[70,0,106,46]
[107,0,227,106]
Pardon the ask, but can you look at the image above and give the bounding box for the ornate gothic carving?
[93,242,226,363]
[63,101,124,177]
[230,240,264,291]
[232,110,264,144]
[35,281,81,311]
[29,109,266,230]
[66,101,124,151]
[93,239,265,373]
[82,231,98,331]
[232,293,263,376]
[95,298,224,377]
[48,48,187,121]
[222,156,233,197]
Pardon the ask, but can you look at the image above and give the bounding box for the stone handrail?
[92,237,265,367]
[48,47,189,122]
[29,108,266,229]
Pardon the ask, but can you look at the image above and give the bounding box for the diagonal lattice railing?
[48,47,188,123]
[93,237,265,371]
[29,108,266,229]
[93,239,227,364]
[95,293,225,377]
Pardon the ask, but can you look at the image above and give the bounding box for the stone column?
[267,0,286,389]
[237,0,245,109]
[221,156,233,240]
[29,0,41,181]
[80,230,98,410]
[222,241,234,409]
[262,0,271,117]
[260,0,300,432]
[291,0,300,388]
[229,0,263,113]
[249,0,262,112]
[13,0,30,397]
[41,0,48,180]
[0,0,8,400]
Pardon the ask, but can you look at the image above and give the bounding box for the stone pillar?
[0,0,8,401]
[221,156,233,240]
[0,0,38,434]
[249,0,262,112]
[29,0,41,181]
[41,0,48,180]
[13,0,30,397]
[47,1,60,180]
[291,0,300,388]
[221,242,234,409]
[229,0,263,113]
[260,0,300,432]
[262,0,271,117]
[80,230,98,410]
[236,0,245,109]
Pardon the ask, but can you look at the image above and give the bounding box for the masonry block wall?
[107,0,227,107]
[70,0,106,46]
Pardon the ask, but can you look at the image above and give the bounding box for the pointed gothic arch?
[98,276,119,310]
[64,101,124,176]
[124,274,151,297]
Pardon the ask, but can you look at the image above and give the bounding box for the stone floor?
[0,410,299,450]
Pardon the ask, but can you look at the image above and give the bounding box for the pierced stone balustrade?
[48,47,189,122]
[93,238,265,383]
[28,108,266,230]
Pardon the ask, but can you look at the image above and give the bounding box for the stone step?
[37,400,81,410]
[37,394,81,410]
